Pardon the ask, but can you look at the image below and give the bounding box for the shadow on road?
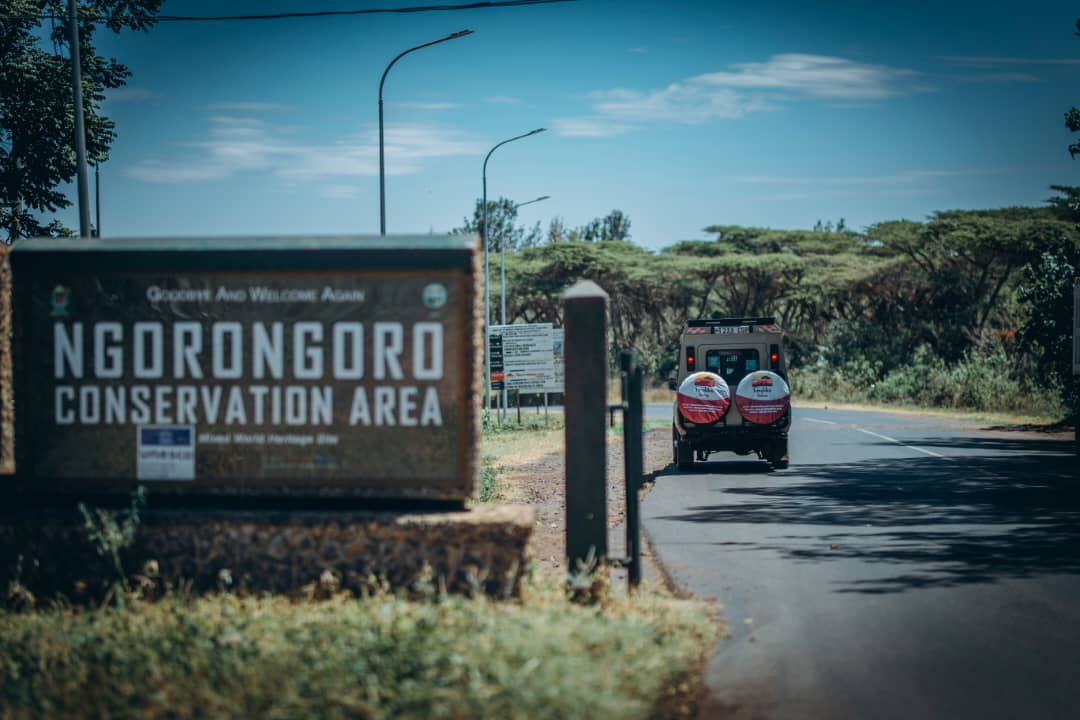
[656,435,1080,593]
[655,460,773,476]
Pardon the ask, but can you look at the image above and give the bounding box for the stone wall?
[1,504,534,602]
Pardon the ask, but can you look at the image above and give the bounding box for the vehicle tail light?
[770,344,780,369]
[686,347,695,371]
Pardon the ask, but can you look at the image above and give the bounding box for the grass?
[477,455,504,503]
[0,576,718,720]
[793,399,1068,430]
[480,414,564,477]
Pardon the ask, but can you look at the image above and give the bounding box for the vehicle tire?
[672,427,679,465]
[677,438,695,471]
[768,439,789,470]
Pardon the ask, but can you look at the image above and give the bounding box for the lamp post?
[67,0,91,238]
[500,194,549,422]
[481,128,546,418]
[93,161,100,237]
[512,195,550,211]
[501,192,550,353]
[378,29,473,236]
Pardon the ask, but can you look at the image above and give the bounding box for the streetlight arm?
[379,28,472,236]
[482,127,546,178]
[512,195,551,210]
[379,29,473,99]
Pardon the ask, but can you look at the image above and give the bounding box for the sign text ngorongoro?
[8,236,481,503]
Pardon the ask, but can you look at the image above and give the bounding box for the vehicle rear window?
[705,349,759,386]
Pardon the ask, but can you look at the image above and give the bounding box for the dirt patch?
[496,428,672,572]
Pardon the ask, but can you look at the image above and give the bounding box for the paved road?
[642,406,1080,720]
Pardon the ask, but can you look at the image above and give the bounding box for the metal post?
[10,155,22,241]
[378,30,473,237]
[622,351,643,588]
[67,0,91,238]
[378,93,386,235]
[563,280,609,572]
[499,216,507,422]
[94,161,100,237]
[482,173,491,415]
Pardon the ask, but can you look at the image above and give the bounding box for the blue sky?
[58,0,1080,249]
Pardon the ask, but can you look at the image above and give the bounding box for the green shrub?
[794,341,1065,418]
[477,456,504,503]
[0,577,717,720]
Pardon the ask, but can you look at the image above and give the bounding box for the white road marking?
[803,417,838,425]
[856,428,948,459]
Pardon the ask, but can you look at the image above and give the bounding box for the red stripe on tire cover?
[677,372,731,424]
[735,371,790,425]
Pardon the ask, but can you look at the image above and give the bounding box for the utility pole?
[94,161,100,237]
[67,0,91,238]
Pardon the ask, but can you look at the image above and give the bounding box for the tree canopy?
[0,0,162,241]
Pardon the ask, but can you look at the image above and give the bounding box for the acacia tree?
[577,210,631,242]
[0,0,161,241]
[454,197,543,253]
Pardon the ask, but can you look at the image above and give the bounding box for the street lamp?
[502,193,550,327]
[512,195,551,210]
[498,193,550,422]
[378,29,473,236]
[481,128,546,416]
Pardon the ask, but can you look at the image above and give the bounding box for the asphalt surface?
[642,406,1080,720]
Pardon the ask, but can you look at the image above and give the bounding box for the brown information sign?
[8,236,481,502]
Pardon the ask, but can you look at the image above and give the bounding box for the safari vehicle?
[671,317,791,471]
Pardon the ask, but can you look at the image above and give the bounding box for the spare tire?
[677,372,731,425]
[735,371,791,425]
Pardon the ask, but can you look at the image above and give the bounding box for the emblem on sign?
[49,285,71,317]
[422,282,447,309]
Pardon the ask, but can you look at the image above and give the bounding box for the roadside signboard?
[545,328,564,393]
[489,323,555,392]
[489,333,505,390]
[6,235,481,503]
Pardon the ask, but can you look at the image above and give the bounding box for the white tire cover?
[735,371,791,425]
[677,372,731,424]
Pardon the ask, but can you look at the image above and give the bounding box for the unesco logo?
[422,283,447,309]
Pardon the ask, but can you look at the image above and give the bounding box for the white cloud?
[551,117,630,138]
[320,184,363,199]
[556,53,918,136]
[731,168,1007,186]
[693,54,915,99]
[393,101,462,111]
[956,72,1042,83]
[941,56,1080,67]
[206,102,285,111]
[128,116,484,184]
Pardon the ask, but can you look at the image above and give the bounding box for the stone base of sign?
[0,504,534,602]
[0,245,11,474]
